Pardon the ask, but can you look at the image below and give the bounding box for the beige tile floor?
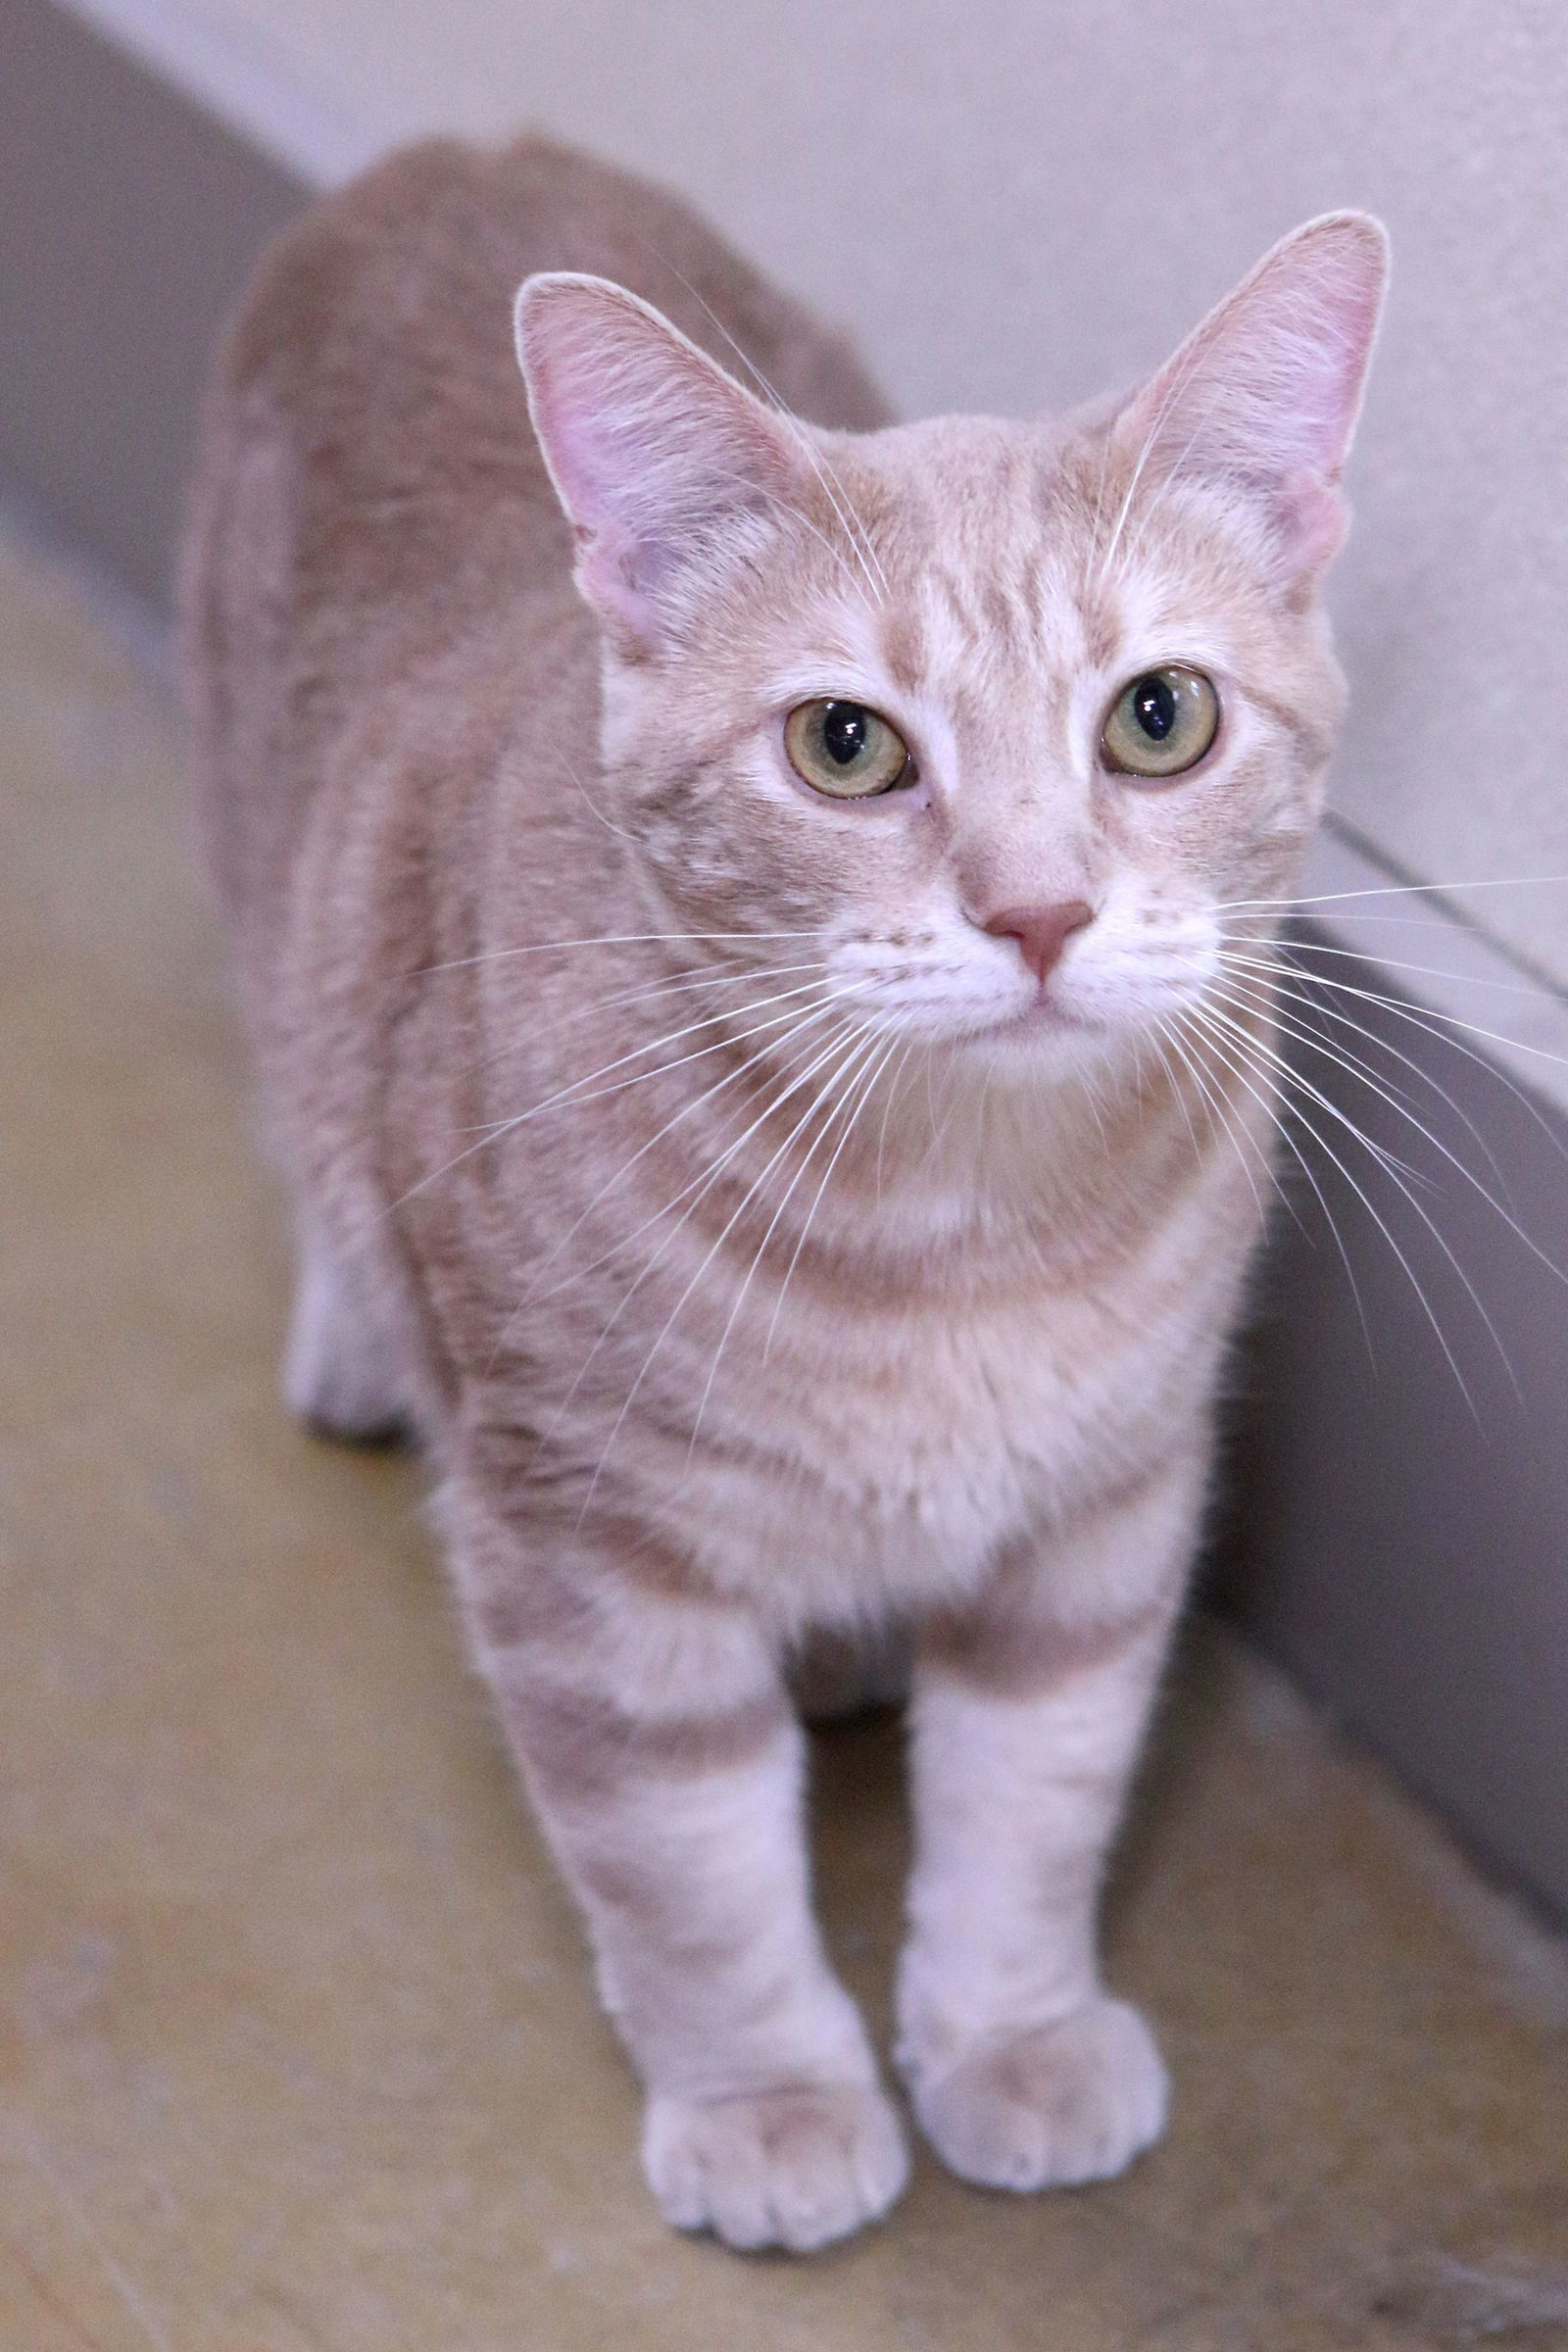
[3,514,1567,2351]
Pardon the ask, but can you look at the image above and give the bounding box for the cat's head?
[514,217,1386,1075]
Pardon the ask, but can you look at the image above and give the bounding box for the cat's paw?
[643,2080,909,2252]
[906,1997,1167,2192]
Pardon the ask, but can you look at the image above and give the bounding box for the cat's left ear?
[1108,213,1389,591]
[514,272,806,652]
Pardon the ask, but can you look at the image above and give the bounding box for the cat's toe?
[643,2080,909,2252]
[906,1996,1167,2192]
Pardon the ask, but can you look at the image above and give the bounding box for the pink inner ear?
[1273,468,1349,578]
[515,272,802,646]
[1115,215,1388,586]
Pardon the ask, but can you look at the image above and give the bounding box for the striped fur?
[184,137,1384,2250]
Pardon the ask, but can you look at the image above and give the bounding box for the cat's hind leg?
[283,1213,415,1444]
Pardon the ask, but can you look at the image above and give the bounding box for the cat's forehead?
[857,415,1077,599]
[813,415,1263,716]
[807,419,1117,706]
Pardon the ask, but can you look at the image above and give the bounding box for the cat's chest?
[815,1277,1200,1500]
[682,1206,1246,1625]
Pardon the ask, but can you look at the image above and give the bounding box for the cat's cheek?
[1100,743,1316,920]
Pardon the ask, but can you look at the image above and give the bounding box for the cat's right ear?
[514,272,804,653]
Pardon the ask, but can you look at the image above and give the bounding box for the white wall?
[69,0,1568,986]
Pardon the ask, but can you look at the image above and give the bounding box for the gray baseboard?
[5,2,1563,1927]
[1,0,306,609]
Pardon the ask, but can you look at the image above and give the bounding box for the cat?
[183,135,1386,2252]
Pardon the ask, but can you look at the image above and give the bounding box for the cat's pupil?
[1132,674,1176,741]
[822,702,869,765]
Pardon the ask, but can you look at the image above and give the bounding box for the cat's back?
[183,136,888,982]
[202,136,888,632]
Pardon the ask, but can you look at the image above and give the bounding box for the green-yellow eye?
[784,700,914,799]
[1101,664,1220,779]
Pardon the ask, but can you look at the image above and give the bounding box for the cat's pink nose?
[981,900,1094,984]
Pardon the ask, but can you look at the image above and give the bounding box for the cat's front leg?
[897,1452,1202,2192]
[447,1465,907,2251]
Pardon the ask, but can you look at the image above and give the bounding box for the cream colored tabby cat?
[184,137,1386,2251]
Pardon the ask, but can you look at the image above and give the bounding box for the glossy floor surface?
[3,520,1567,2350]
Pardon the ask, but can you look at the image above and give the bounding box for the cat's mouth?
[968,990,1099,1047]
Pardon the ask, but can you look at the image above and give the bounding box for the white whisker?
[558,752,637,841]
[760,1027,901,1364]
[1217,949,1519,1205]
[1185,995,1456,1387]
[662,453,869,598]
[511,998,850,1324]
[1169,1003,1373,1348]
[1156,1009,1277,1232]
[414,927,820,977]
[572,1019,883,1510]
[873,1032,920,1200]
[1215,942,1568,1081]
[1254,934,1554,1002]
[689,1024,895,1453]
[630,233,892,605]
[1216,874,1568,914]
[545,1013,874,1445]
[1212,962,1568,1294]
[461,956,829,1083]
[1192,995,1508,1410]
[1212,969,1446,1191]
[396,977,844,1200]
[1262,947,1568,1175]
[1095,338,1210,588]
[1079,425,1117,604]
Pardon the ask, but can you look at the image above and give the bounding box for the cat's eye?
[784,700,914,799]
[1101,665,1220,780]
